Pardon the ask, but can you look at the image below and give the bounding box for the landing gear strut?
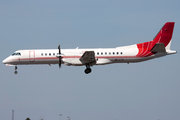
[14,66,18,74]
[84,64,92,74]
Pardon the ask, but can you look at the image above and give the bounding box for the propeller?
[58,44,61,68]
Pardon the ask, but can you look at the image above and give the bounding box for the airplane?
[2,22,177,74]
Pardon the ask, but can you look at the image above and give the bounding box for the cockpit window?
[12,52,21,56]
[16,53,21,55]
[12,53,16,56]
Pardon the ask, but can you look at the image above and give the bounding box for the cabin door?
[29,51,35,62]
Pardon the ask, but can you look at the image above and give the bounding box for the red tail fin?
[136,22,175,57]
[151,22,175,48]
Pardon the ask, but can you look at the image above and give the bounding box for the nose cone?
[2,58,7,64]
[2,57,10,64]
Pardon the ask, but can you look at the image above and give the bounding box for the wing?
[79,51,96,64]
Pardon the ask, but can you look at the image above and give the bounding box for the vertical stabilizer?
[152,22,175,50]
[136,22,175,57]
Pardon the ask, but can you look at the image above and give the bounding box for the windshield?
[12,52,21,56]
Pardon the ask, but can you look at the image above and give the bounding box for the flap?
[79,51,96,64]
[151,43,166,53]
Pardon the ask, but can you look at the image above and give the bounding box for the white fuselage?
[2,44,169,66]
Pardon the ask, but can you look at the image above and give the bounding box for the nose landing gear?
[84,64,92,74]
[14,66,18,74]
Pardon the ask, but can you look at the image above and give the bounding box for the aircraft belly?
[15,57,59,65]
[62,58,83,66]
[96,58,112,65]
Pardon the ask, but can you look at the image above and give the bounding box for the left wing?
[79,51,96,64]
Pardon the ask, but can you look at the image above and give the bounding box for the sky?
[0,0,180,120]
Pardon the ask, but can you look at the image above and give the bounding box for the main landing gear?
[84,64,92,74]
[14,66,18,74]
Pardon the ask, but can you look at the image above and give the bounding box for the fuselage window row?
[96,52,123,55]
[40,52,123,56]
[41,53,57,56]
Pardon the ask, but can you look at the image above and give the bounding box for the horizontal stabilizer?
[151,43,166,53]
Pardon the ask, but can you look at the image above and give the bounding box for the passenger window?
[121,52,123,55]
[49,53,51,56]
[113,52,115,55]
[53,53,55,56]
[101,52,103,55]
[109,52,111,55]
[97,52,99,55]
[117,52,119,55]
[41,53,43,56]
[105,52,107,55]
[45,53,47,56]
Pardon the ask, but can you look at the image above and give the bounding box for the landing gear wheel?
[14,71,18,74]
[84,68,92,74]
[14,66,18,74]
[15,66,17,70]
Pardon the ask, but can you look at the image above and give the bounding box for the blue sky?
[0,0,180,120]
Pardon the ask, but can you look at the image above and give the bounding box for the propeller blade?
[59,56,61,68]
[58,44,61,68]
[58,44,61,54]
